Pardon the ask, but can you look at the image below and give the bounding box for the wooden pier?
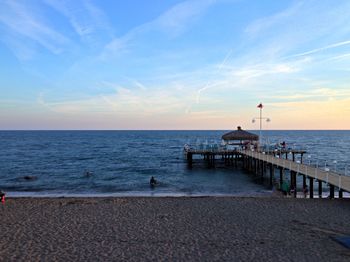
[185,148,349,198]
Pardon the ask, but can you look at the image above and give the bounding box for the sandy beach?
[0,197,350,261]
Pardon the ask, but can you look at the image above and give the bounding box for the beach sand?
[0,197,350,261]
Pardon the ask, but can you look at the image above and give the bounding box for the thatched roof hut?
[222,126,258,145]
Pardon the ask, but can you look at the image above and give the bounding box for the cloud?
[244,1,350,60]
[155,0,216,35]
[0,0,70,57]
[265,99,350,130]
[101,0,217,57]
[1,34,36,60]
[287,40,350,59]
[269,88,350,102]
[233,63,298,79]
[327,53,350,61]
[196,49,232,103]
[245,1,303,37]
[37,79,195,116]
[44,0,113,39]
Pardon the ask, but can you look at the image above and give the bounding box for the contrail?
[286,40,350,59]
[196,49,233,103]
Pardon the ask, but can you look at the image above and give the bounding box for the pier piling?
[318,180,322,199]
[269,164,274,187]
[187,152,193,169]
[184,148,349,199]
[279,167,283,189]
[309,177,314,199]
[329,184,335,199]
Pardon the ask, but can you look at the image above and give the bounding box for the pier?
[185,147,349,198]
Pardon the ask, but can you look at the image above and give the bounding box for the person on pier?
[280,141,286,148]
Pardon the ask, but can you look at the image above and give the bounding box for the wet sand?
[0,197,350,261]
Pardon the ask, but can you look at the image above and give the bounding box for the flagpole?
[252,103,270,149]
[259,105,262,144]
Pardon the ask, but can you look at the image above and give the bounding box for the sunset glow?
[1,0,350,130]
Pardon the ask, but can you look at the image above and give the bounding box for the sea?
[0,130,349,197]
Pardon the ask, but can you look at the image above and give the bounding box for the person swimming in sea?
[150,176,157,187]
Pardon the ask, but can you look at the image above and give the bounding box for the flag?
[257,103,263,108]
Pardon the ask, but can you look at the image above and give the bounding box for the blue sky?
[0,0,350,129]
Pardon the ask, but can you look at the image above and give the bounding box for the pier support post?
[339,189,343,199]
[293,172,297,198]
[187,152,193,169]
[318,180,322,198]
[309,177,314,199]
[329,184,335,199]
[279,167,283,190]
[205,153,211,168]
[269,164,274,187]
[290,171,297,198]
[303,175,306,190]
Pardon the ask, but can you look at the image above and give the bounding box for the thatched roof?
[222,126,259,141]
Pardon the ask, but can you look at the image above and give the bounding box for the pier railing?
[240,149,350,193]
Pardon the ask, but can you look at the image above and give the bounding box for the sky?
[0,0,350,130]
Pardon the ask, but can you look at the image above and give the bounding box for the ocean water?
[0,130,349,197]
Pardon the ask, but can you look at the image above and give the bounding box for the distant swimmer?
[23,175,37,181]
[150,176,157,187]
[85,171,93,177]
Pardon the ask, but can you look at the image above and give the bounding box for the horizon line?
[0,129,349,131]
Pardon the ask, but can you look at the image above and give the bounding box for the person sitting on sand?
[303,185,309,198]
[150,176,157,186]
[290,185,295,195]
[0,190,5,203]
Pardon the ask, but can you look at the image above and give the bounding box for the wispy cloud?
[1,34,36,60]
[326,53,350,61]
[102,0,217,57]
[37,80,194,116]
[44,0,113,40]
[287,40,350,59]
[245,1,303,37]
[196,49,232,103]
[232,62,299,80]
[0,0,70,58]
[244,1,350,60]
[155,0,217,36]
[269,88,350,101]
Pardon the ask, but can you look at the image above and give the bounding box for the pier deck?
[184,147,349,197]
[241,149,350,193]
